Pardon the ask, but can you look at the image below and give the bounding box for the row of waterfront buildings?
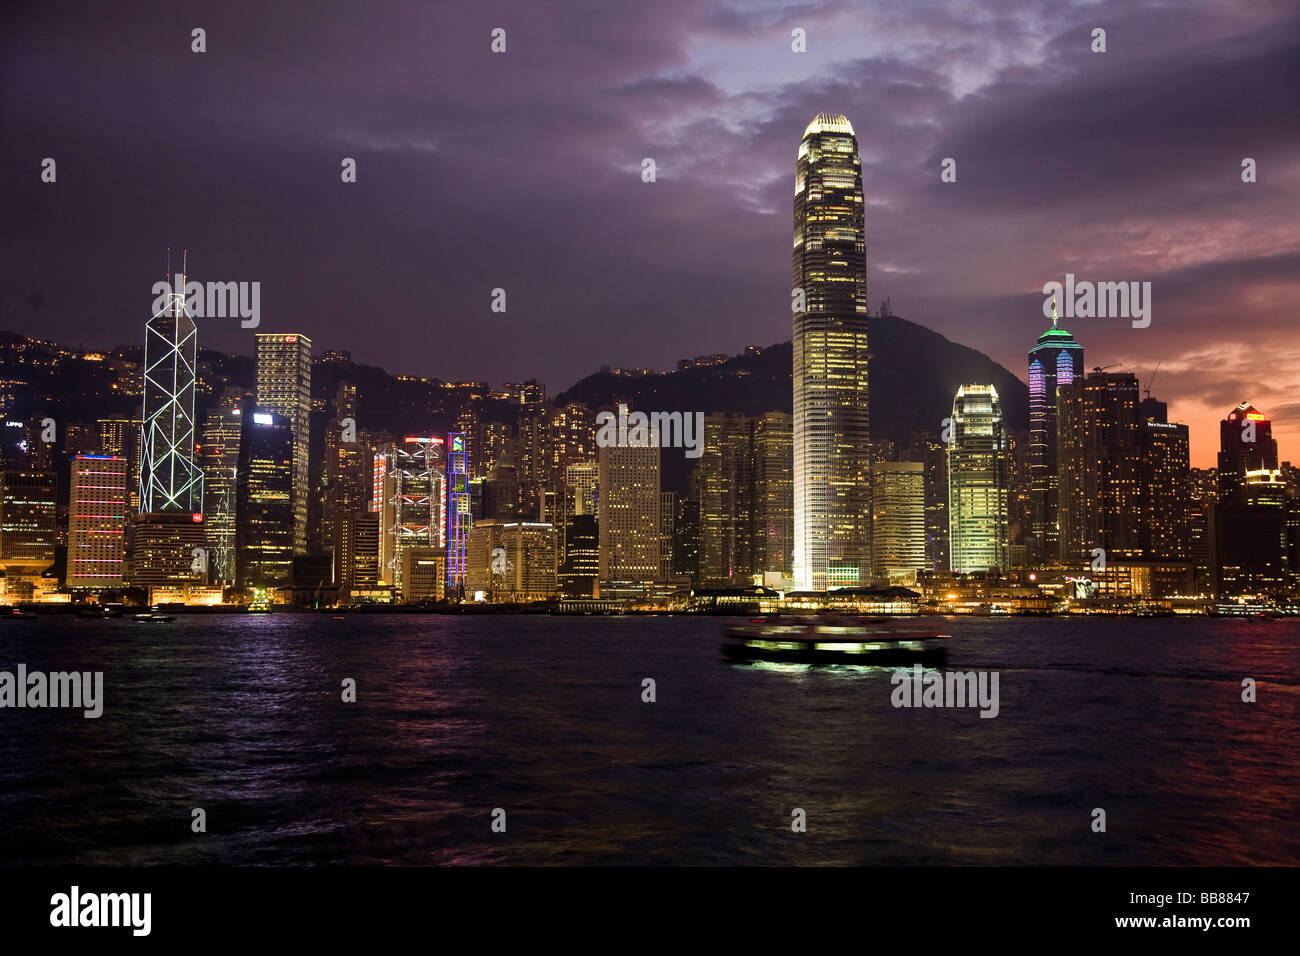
[0,370,1290,611]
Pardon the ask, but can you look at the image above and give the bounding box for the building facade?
[377,437,445,598]
[140,271,202,513]
[871,461,925,584]
[255,333,312,554]
[597,412,660,585]
[199,392,244,584]
[66,455,128,589]
[1057,372,1143,564]
[0,470,58,589]
[1026,302,1083,564]
[792,112,871,590]
[1214,402,1288,596]
[948,385,1008,573]
[235,409,295,591]
[466,519,559,602]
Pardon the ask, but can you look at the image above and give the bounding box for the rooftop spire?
[1051,296,1059,329]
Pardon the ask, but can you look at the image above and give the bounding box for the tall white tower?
[792,114,870,591]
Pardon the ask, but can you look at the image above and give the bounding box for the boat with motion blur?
[133,609,175,623]
[78,603,124,619]
[723,613,950,665]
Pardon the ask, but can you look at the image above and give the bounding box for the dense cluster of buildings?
[784,112,1296,613]
[0,113,1295,613]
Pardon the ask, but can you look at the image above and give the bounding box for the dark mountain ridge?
[1,314,1028,456]
[554,314,1029,450]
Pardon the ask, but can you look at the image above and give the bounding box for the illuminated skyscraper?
[1217,401,1278,502]
[752,412,793,579]
[564,460,598,519]
[698,412,794,586]
[0,470,57,576]
[400,546,443,603]
[659,490,677,579]
[255,333,311,554]
[199,391,244,584]
[235,409,294,590]
[871,461,925,584]
[1056,372,1143,563]
[96,418,142,512]
[377,437,445,598]
[140,265,202,514]
[481,459,521,520]
[446,432,470,598]
[1215,470,1288,597]
[1214,402,1288,596]
[1139,412,1192,562]
[560,513,599,597]
[792,112,870,590]
[908,432,950,573]
[1027,300,1083,563]
[127,512,207,590]
[335,511,380,601]
[466,519,558,602]
[597,405,660,584]
[948,385,1008,573]
[322,382,371,554]
[66,455,128,589]
[699,415,753,586]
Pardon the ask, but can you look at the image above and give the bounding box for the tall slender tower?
[140,254,203,514]
[1027,299,1083,564]
[322,381,371,553]
[446,432,470,599]
[255,333,312,554]
[792,112,870,591]
[198,389,244,584]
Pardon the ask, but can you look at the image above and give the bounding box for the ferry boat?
[1133,602,1174,617]
[78,604,123,619]
[723,614,950,665]
[133,609,175,623]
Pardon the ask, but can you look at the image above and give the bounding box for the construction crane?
[1091,364,1119,373]
[1143,361,1162,399]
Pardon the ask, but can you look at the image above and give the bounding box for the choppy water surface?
[1,614,1296,865]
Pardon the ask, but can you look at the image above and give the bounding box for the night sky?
[2,0,1297,466]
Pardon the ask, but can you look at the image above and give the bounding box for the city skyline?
[4,291,1293,608]
[3,0,1298,897]
[3,0,1297,470]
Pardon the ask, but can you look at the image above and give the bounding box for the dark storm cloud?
[1,0,1296,464]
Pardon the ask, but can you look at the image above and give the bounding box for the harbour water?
[1,614,1296,865]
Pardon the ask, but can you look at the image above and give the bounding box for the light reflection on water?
[0,614,1296,865]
